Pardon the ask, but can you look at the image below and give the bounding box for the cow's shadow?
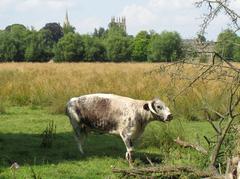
[0,132,163,168]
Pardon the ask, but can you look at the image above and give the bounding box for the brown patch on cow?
[77,97,118,132]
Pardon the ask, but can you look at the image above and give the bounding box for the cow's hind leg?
[66,104,86,154]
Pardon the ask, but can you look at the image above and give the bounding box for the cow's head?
[144,98,173,122]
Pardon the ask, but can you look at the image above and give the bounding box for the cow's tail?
[65,101,80,122]
[66,100,86,154]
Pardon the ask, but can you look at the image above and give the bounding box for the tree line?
[0,22,239,62]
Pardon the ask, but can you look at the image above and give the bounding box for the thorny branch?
[195,0,240,35]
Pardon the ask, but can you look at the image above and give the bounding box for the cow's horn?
[148,101,158,115]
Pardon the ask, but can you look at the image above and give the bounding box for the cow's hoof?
[126,151,134,167]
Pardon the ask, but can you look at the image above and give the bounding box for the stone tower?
[109,16,126,32]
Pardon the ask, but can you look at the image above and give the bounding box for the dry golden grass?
[0,62,227,119]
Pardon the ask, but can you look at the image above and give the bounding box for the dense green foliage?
[131,31,150,61]
[105,26,133,62]
[215,29,240,61]
[0,23,185,62]
[25,30,54,62]
[42,23,64,43]
[82,35,107,61]
[54,33,84,62]
[0,24,29,61]
[1,23,240,62]
[148,31,183,62]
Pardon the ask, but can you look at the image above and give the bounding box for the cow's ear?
[143,103,149,111]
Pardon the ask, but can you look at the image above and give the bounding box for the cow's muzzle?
[166,114,173,121]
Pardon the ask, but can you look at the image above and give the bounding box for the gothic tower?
[109,16,126,32]
[63,10,70,28]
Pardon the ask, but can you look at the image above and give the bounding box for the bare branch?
[145,155,154,166]
[210,116,235,169]
[196,0,240,34]
[173,64,214,100]
[174,137,208,155]
[205,110,222,134]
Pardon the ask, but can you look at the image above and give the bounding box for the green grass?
[0,107,215,178]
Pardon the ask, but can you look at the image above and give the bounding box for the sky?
[1,0,240,40]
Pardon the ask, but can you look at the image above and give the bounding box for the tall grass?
[0,62,226,119]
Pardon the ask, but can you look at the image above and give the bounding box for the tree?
[0,24,29,61]
[93,27,107,38]
[25,30,54,62]
[63,25,75,35]
[106,34,132,62]
[5,24,27,32]
[131,31,150,61]
[215,29,238,60]
[42,23,63,43]
[82,35,107,61]
[54,32,84,62]
[108,23,127,37]
[148,31,183,62]
[0,31,18,61]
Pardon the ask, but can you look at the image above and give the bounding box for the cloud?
[119,1,202,36]
[120,4,157,33]
[74,17,104,34]
[149,0,196,9]
[16,0,74,11]
[0,0,14,11]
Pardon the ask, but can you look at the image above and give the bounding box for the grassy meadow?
[0,62,229,178]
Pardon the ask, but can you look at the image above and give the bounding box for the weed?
[41,120,56,148]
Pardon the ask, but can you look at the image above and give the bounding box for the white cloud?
[0,0,14,11]
[75,17,104,34]
[120,4,157,33]
[16,0,74,11]
[149,0,196,9]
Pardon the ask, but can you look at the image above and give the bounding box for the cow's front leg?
[120,132,134,165]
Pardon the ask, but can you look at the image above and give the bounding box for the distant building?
[183,38,216,60]
[109,16,126,32]
[63,10,75,34]
[63,10,70,29]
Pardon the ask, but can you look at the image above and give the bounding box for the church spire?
[64,10,70,27]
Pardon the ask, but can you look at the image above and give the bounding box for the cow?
[66,93,173,163]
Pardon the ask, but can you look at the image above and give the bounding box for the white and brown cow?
[66,93,173,163]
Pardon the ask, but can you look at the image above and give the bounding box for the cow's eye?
[157,106,163,110]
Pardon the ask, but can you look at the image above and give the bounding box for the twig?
[145,155,154,166]
[174,137,208,155]
[205,110,221,134]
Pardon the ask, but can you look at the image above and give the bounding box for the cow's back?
[75,94,130,132]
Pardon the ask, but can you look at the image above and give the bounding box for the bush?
[148,31,183,62]
[54,32,84,62]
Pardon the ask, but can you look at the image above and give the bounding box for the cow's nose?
[167,114,173,120]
